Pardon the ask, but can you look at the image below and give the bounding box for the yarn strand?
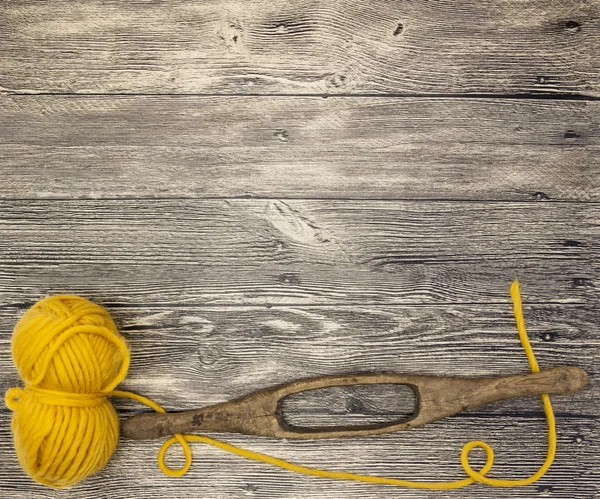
[111,279,556,489]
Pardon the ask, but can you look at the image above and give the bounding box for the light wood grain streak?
[0,199,597,305]
[0,0,598,96]
[0,96,598,201]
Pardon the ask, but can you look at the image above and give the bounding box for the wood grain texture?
[0,413,598,498]
[0,199,597,306]
[1,198,594,498]
[1,0,599,495]
[0,0,598,96]
[0,301,598,496]
[1,303,597,416]
[1,96,598,201]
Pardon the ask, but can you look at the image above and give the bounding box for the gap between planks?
[0,196,599,204]
[2,92,600,100]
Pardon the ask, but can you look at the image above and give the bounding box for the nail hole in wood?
[562,239,584,247]
[274,130,289,141]
[540,332,557,342]
[565,20,582,32]
[329,74,347,88]
[564,130,580,139]
[537,485,553,496]
[393,22,404,36]
[572,277,590,288]
[278,273,300,286]
[244,483,258,495]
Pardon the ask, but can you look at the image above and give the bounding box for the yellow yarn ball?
[5,295,130,488]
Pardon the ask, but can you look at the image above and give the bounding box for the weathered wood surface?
[0,199,598,306]
[1,96,598,201]
[0,300,598,497]
[0,0,598,96]
[0,413,597,499]
[1,0,599,496]
[0,175,598,499]
[0,302,597,415]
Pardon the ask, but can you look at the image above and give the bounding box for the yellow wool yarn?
[5,281,556,490]
[5,295,129,488]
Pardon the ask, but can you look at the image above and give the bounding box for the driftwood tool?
[121,366,587,441]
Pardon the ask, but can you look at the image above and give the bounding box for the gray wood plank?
[0,406,600,499]
[0,413,597,498]
[0,0,598,96]
[1,303,597,497]
[1,96,598,201]
[1,0,598,496]
[0,199,597,306]
[1,303,597,417]
[105,414,600,499]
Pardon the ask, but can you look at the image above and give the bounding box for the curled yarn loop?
[6,281,556,489]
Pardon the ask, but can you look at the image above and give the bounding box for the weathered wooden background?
[0,1,598,498]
